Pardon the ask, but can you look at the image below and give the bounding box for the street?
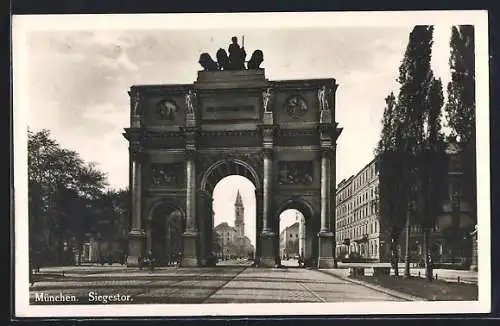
[30,262,406,304]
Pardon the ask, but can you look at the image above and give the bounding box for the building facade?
[335,159,380,260]
[124,63,343,268]
[280,222,300,259]
[335,143,476,266]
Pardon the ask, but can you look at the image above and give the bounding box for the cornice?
[130,84,193,95]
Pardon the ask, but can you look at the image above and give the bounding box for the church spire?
[235,190,243,206]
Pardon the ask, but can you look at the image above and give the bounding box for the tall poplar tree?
[375,92,408,276]
[416,76,448,280]
[393,25,436,277]
[445,25,476,226]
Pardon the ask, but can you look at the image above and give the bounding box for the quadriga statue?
[198,52,218,72]
[247,50,264,70]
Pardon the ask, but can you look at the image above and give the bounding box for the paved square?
[30,265,407,304]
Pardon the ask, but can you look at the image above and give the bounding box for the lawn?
[352,275,478,301]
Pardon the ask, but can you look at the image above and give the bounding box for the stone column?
[254,188,263,265]
[299,215,306,257]
[197,190,214,266]
[330,144,338,267]
[181,149,199,266]
[320,151,329,233]
[470,226,478,271]
[317,148,335,268]
[260,148,276,267]
[127,144,146,267]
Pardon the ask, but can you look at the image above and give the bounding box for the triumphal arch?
[124,41,342,268]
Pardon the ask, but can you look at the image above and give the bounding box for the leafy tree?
[394,25,437,278]
[28,129,108,265]
[375,26,445,278]
[415,76,448,280]
[445,25,475,146]
[375,93,409,276]
[445,25,476,227]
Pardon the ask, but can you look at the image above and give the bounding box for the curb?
[317,269,426,302]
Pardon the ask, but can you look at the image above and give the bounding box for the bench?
[373,266,391,276]
[349,267,365,277]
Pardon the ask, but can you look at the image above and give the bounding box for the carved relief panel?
[284,95,308,119]
[278,161,314,186]
[150,163,185,187]
[156,99,179,121]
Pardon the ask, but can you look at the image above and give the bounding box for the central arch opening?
[200,158,260,267]
[213,176,255,264]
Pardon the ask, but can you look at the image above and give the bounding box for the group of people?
[138,250,183,271]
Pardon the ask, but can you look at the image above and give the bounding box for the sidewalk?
[337,263,477,284]
[318,269,425,301]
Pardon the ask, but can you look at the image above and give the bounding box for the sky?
[19,15,455,247]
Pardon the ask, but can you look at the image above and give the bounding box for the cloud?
[97,47,139,72]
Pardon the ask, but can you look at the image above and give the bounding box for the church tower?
[234,190,245,236]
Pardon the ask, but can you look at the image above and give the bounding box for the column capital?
[262,148,274,159]
[130,144,147,162]
[185,149,197,161]
[320,147,335,159]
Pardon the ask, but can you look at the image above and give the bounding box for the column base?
[260,231,276,267]
[180,231,200,267]
[317,231,336,269]
[127,229,146,267]
[470,265,478,272]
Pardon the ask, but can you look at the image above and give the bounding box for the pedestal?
[259,232,276,267]
[181,231,200,267]
[317,232,335,269]
[127,229,146,267]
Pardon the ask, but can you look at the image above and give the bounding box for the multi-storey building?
[335,158,380,261]
[335,142,476,265]
[279,221,300,259]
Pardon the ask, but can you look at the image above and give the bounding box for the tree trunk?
[423,227,433,281]
[391,238,399,277]
[404,209,411,277]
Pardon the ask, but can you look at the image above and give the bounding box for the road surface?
[29,265,406,304]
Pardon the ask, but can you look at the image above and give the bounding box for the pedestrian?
[426,254,433,281]
[298,254,304,268]
[148,250,154,272]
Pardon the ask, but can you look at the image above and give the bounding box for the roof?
[235,190,243,206]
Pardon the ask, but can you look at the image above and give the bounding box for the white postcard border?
[12,10,491,317]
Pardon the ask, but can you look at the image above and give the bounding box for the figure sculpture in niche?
[198,53,219,71]
[262,88,273,113]
[318,86,329,112]
[216,48,231,70]
[228,36,246,70]
[128,91,141,116]
[247,50,264,69]
[185,90,197,114]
